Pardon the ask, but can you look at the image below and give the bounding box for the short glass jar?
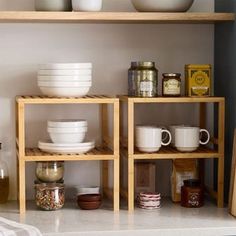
[35,182,65,211]
[181,179,204,208]
[162,73,181,97]
[36,161,64,183]
[128,61,158,97]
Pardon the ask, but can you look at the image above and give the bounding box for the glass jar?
[36,161,64,183]
[35,183,65,211]
[162,73,181,97]
[128,61,158,97]
[181,179,204,208]
[0,143,9,204]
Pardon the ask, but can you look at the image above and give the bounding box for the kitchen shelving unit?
[16,95,119,214]
[119,96,225,211]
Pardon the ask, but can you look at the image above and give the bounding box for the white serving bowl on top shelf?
[72,0,102,12]
[39,63,92,70]
[48,119,88,128]
[38,81,92,88]
[48,126,88,144]
[131,0,194,12]
[38,69,92,76]
[37,75,92,82]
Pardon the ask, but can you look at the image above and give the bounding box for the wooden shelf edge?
[0,12,234,23]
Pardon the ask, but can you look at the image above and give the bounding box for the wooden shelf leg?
[128,156,134,211]
[113,157,119,211]
[19,160,26,214]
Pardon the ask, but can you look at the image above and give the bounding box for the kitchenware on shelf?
[77,194,102,210]
[38,69,92,76]
[38,140,95,154]
[168,124,188,147]
[38,81,92,88]
[48,119,88,128]
[36,161,64,183]
[131,0,194,12]
[48,126,87,143]
[35,0,72,11]
[75,186,100,196]
[162,73,181,97]
[137,192,161,210]
[135,125,172,153]
[0,143,9,204]
[38,75,92,82]
[72,0,103,12]
[174,127,210,152]
[35,182,65,211]
[39,63,92,70]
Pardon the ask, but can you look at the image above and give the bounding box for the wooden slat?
[0,12,234,23]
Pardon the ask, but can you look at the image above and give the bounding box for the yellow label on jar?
[164,79,180,95]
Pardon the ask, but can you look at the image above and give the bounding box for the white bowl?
[38,81,92,87]
[35,0,72,11]
[48,119,88,128]
[131,0,194,12]
[75,186,100,195]
[39,63,92,70]
[39,86,91,97]
[38,69,92,76]
[48,131,87,144]
[48,127,87,133]
[38,75,92,82]
[72,0,102,11]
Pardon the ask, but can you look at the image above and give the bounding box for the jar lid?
[162,73,181,77]
[183,179,201,187]
[131,61,155,68]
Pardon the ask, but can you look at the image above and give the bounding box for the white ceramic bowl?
[72,0,102,11]
[38,69,92,76]
[39,63,92,70]
[48,120,88,128]
[131,0,194,12]
[38,75,92,82]
[38,81,92,87]
[75,186,100,196]
[39,86,91,97]
[48,127,87,133]
[35,0,72,11]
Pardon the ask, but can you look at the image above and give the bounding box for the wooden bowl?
[77,200,102,210]
[77,194,101,202]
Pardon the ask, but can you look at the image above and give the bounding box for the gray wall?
[215,0,236,201]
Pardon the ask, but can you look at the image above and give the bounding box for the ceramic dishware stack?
[37,63,92,97]
[137,192,161,210]
[38,119,95,154]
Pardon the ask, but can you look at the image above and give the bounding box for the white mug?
[135,125,172,153]
[175,127,210,152]
[169,125,187,147]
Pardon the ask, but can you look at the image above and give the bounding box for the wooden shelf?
[23,147,115,161]
[0,11,234,23]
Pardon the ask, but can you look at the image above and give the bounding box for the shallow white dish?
[38,81,92,87]
[38,75,92,82]
[39,140,94,148]
[72,0,102,11]
[136,146,160,153]
[39,63,92,70]
[131,0,194,12]
[39,86,91,97]
[75,186,100,195]
[48,119,87,128]
[38,69,92,76]
[38,141,95,154]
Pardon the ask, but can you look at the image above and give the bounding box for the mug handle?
[161,130,172,146]
[199,129,210,145]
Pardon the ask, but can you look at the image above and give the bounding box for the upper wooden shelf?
[0,11,234,23]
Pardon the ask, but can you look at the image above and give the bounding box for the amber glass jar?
[162,73,181,97]
[181,179,204,208]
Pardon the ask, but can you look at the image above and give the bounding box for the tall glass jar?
[128,62,158,97]
[0,143,9,203]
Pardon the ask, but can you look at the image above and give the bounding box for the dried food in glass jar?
[128,61,158,97]
[36,161,64,183]
[162,73,181,97]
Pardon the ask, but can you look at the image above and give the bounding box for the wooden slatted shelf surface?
[0,12,234,23]
[16,95,118,104]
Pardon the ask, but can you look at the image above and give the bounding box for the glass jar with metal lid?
[162,73,181,97]
[128,62,158,97]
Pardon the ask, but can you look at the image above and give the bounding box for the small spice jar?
[162,73,181,97]
[181,179,204,208]
[128,61,158,97]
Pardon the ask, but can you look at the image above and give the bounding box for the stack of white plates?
[37,63,92,97]
[137,192,161,210]
[38,119,95,154]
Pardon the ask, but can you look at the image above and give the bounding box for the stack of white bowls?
[37,63,92,97]
[38,120,95,154]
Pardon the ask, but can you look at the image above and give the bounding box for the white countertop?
[0,200,236,236]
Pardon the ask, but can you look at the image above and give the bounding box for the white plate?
[39,140,95,147]
[38,75,92,82]
[47,119,87,128]
[38,141,95,154]
[39,63,92,70]
[38,69,92,76]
